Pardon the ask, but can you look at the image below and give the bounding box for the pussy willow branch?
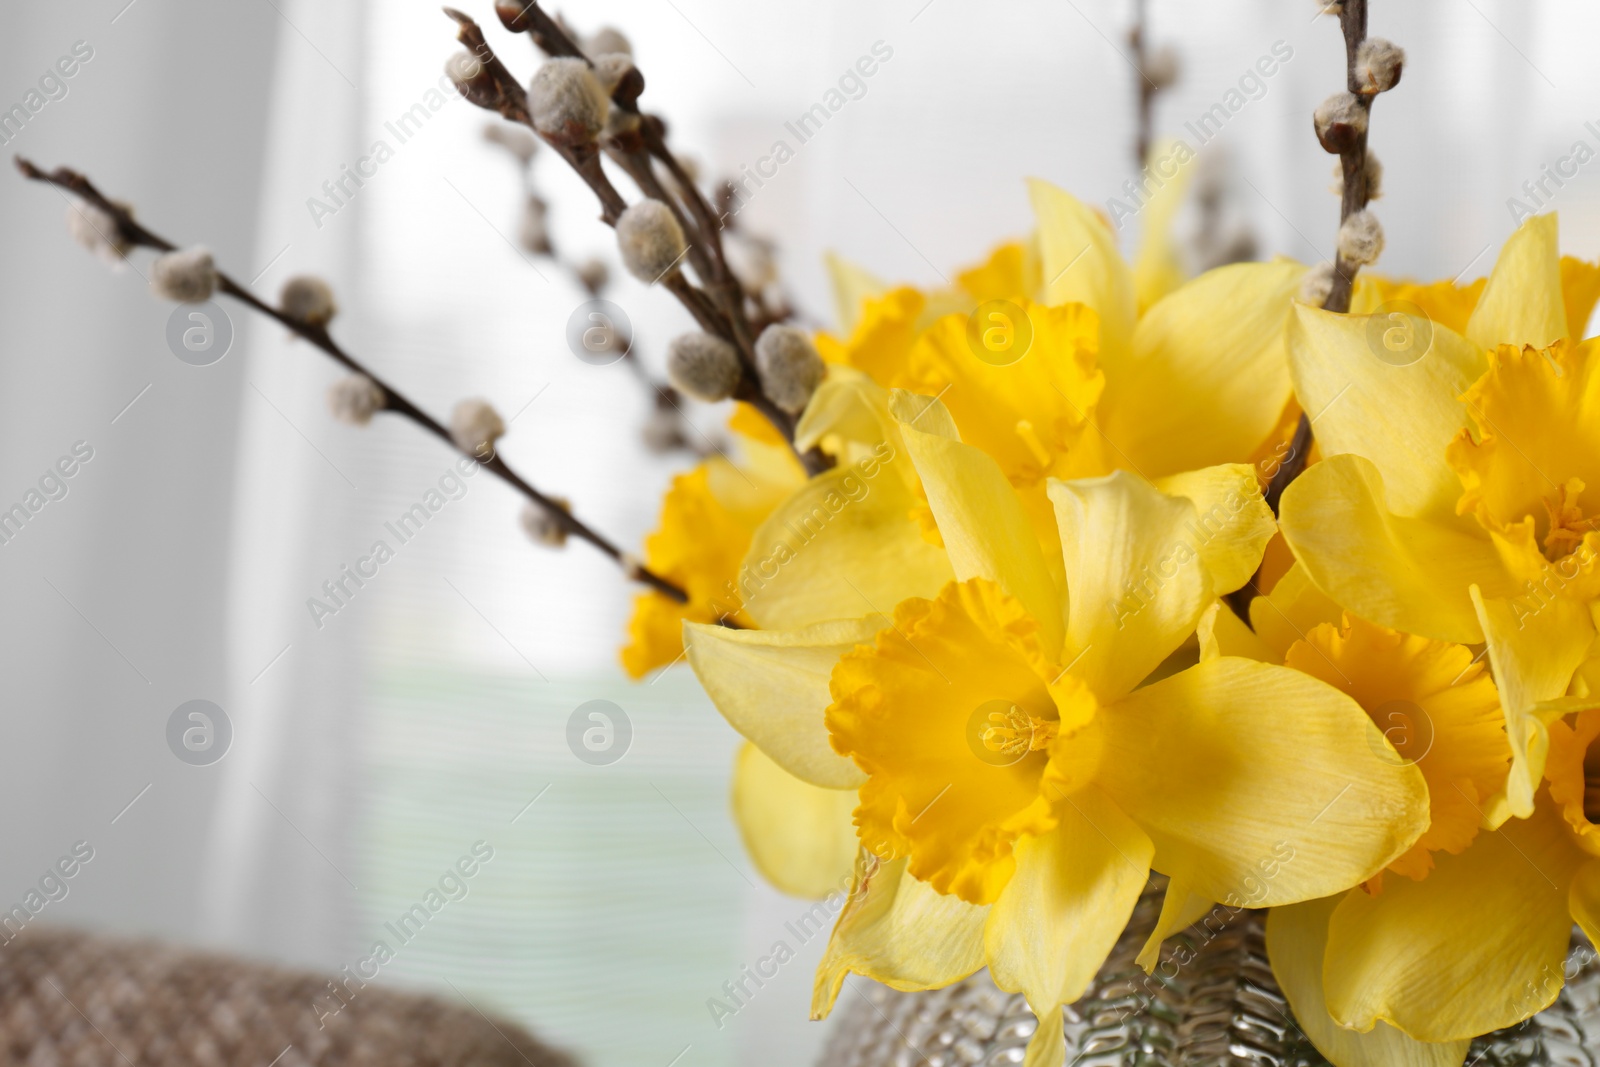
[14,157,694,606]
[1264,0,1375,515]
[1129,0,1155,168]
[451,6,833,475]
[1230,0,1374,621]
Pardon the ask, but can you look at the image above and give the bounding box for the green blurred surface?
[354,664,827,1067]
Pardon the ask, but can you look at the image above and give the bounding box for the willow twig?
[15,157,696,606]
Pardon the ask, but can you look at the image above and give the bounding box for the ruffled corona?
[1284,614,1509,880]
[825,579,1098,906]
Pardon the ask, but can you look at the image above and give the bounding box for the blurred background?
[2,1,1599,1064]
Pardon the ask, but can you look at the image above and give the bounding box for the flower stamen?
[981,703,1058,758]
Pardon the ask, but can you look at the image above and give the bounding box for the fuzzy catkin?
[149,247,217,303]
[754,326,824,414]
[1337,210,1384,267]
[520,499,571,548]
[1355,38,1404,93]
[616,200,687,283]
[667,333,743,402]
[450,398,505,458]
[328,376,385,426]
[528,57,608,144]
[280,275,337,326]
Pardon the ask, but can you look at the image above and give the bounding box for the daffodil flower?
[1205,561,1600,1065]
[620,433,804,678]
[687,392,1430,1067]
[822,178,1309,486]
[1278,214,1600,824]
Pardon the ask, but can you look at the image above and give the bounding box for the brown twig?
[452,5,834,475]
[1323,0,1375,316]
[1130,0,1155,168]
[16,156,696,607]
[1227,0,1380,621]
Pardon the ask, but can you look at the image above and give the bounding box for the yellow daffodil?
[620,432,804,678]
[686,389,1430,1067]
[1198,556,1600,1065]
[823,179,1310,488]
[1278,213,1600,824]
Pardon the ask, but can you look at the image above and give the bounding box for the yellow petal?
[1284,614,1510,879]
[731,742,858,899]
[793,371,903,467]
[1287,302,1487,519]
[1352,273,1484,338]
[1323,797,1584,1042]
[899,304,1106,487]
[985,786,1153,1067]
[957,239,1042,305]
[1568,858,1600,949]
[1279,454,1517,644]
[1105,261,1305,479]
[1154,463,1278,595]
[1562,256,1600,339]
[817,287,926,385]
[1092,657,1429,907]
[1545,711,1600,856]
[826,580,1073,905]
[1049,470,1212,700]
[622,455,803,677]
[825,251,888,334]
[892,390,1064,654]
[1197,601,1275,663]
[1267,896,1471,1067]
[739,453,953,631]
[1466,213,1566,350]
[1473,588,1596,822]
[1028,178,1137,365]
[1135,879,1215,972]
[1249,561,1344,663]
[1446,340,1600,564]
[1131,140,1196,314]
[812,853,988,1018]
[685,616,879,789]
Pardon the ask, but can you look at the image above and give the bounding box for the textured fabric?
[0,926,575,1067]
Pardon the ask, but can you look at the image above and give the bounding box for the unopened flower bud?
[1363,152,1383,199]
[450,398,505,458]
[445,51,496,111]
[150,246,217,303]
[519,196,551,256]
[592,53,635,96]
[1355,38,1404,93]
[585,27,632,58]
[616,200,687,283]
[66,200,133,264]
[520,498,571,548]
[1337,209,1384,267]
[575,257,610,295]
[1313,92,1366,153]
[667,332,743,403]
[1298,262,1337,307]
[754,325,824,415]
[328,375,385,426]
[483,124,538,165]
[528,57,609,145]
[280,275,337,327]
[1144,46,1179,90]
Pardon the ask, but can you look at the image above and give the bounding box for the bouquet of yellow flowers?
[22,0,1600,1063]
